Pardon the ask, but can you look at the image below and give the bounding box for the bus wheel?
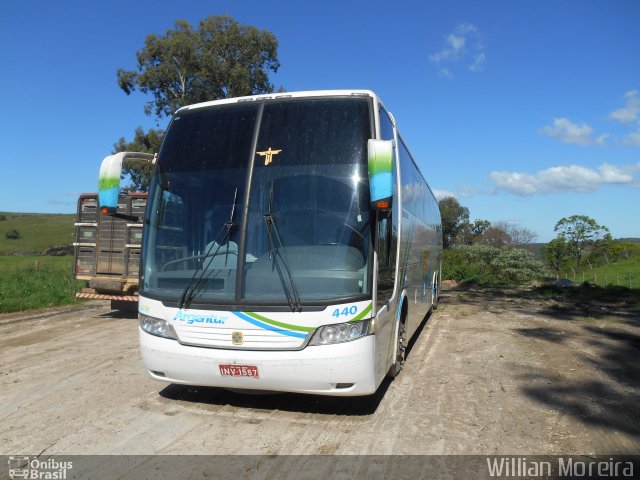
[431,283,440,310]
[432,273,440,310]
[387,318,407,379]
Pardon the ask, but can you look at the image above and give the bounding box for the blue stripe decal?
[232,312,308,339]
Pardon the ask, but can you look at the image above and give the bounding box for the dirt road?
[2,287,639,456]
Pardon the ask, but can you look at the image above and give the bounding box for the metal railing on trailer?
[73,192,146,310]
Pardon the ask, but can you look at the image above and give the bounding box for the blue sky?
[1,0,638,241]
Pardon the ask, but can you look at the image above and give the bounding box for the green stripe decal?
[350,302,373,322]
[98,176,121,191]
[244,312,315,332]
[245,302,373,332]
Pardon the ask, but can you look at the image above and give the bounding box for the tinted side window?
[380,109,394,141]
[151,190,185,274]
[399,139,424,219]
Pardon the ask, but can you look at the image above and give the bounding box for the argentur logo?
[8,457,73,479]
[173,310,227,325]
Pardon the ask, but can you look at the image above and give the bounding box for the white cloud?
[432,189,457,200]
[597,163,637,183]
[538,89,640,150]
[489,163,639,196]
[609,90,640,124]
[437,67,453,79]
[469,52,486,72]
[594,134,608,145]
[429,23,485,77]
[624,129,640,146]
[540,117,605,146]
[457,185,479,198]
[607,89,640,146]
[447,33,466,52]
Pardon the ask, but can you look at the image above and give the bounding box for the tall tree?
[502,222,537,247]
[438,196,470,248]
[470,219,491,238]
[478,224,513,248]
[588,233,613,265]
[477,221,537,248]
[458,219,491,245]
[117,16,280,119]
[114,15,281,191]
[541,237,568,274]
[554,215,609,268]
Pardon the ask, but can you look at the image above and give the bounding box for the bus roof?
[176,90,380,113]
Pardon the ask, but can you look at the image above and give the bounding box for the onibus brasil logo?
[8,457,73,479]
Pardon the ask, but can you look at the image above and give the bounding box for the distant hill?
[0,212,75,255]
[616,238,640,243]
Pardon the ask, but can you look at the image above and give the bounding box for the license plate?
[219,364,259,378]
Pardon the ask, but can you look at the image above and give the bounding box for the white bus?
[99,90,442,396]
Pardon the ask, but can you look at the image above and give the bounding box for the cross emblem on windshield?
[256,147,282,165]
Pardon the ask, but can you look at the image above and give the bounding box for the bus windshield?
[142,97,373,308]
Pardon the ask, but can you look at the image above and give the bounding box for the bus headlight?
[309,319,371,346]
[139,313,177,340]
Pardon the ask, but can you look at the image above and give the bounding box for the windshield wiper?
[178,188,238,309]
[264,182,302,312]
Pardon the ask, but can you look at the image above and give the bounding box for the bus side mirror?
[367,139,394,211]
[98,152,155,215]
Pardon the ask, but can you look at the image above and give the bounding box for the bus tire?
[431,270,441,310]
[387,303,407,379]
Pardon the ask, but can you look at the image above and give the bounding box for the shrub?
[5,229,20,240]
[0,257,83,312]
[444,244,551,286]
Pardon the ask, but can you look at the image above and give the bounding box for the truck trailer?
[72,192,146,310]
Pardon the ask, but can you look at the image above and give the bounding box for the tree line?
[541,215,636,276]
[438,196,536,249]
[439,195,635,287]
[437,196,547,285]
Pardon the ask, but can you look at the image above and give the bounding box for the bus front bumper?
[139,328,378,396]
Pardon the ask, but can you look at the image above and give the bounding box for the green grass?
[0,256,83,313]
[0,212,75,255]
[560,253,640,289]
